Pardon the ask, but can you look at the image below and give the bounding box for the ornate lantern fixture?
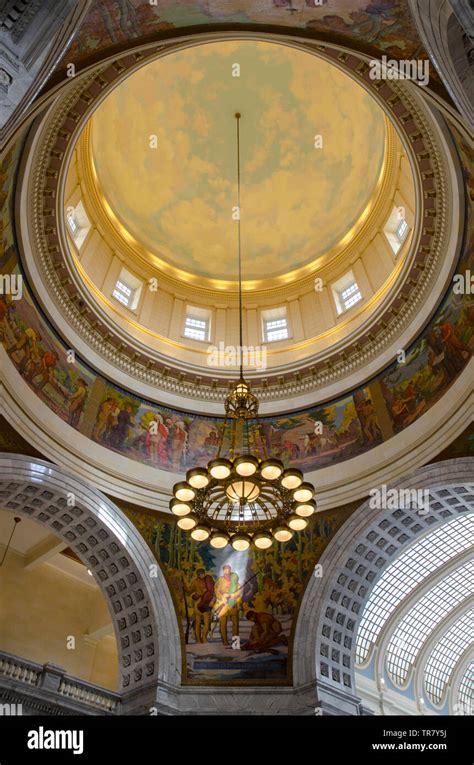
[169,114,317,549]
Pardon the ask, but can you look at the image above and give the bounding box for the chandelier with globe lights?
[169,114,317,551]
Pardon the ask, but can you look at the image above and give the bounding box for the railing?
[0,650,120,714]
[58,679,118,713]
[0,654,40,686]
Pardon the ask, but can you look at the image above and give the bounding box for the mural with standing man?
[0,126,472,473]
[124,503,356,683]
[1,250,472,476]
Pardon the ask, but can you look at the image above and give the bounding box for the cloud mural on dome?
[1,125,472,480]
[89,40,386,281]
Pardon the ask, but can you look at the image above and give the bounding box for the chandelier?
[169,114,317,550]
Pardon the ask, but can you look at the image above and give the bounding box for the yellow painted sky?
[90,40,385,280]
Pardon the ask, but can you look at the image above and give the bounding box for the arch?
[371,547,473,680]
[3,26,472,513]
[408,0,474,128]
[423,607,474,706]
[293,457,474,709]
[0,454,181,696]
[451,655,474,715]
[413,599,472,709]
[358,516,474,666]
[384,568,472,688]
[367,556,473,714]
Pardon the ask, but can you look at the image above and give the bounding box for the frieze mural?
[67,1,428,65]
[0,128,472,477]
[1,252,472,475]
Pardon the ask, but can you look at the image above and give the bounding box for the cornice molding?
[76,114,398,295]
[16,32,465,407]
[293,457,474,693]
[1,349,472,512]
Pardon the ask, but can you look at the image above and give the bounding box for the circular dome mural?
[89,40,386,282]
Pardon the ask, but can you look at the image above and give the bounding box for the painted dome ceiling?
[89,40,386,282]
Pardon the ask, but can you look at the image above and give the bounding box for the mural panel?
[0,118,472,477]
[67,1,427,64]
[123,504,355,683]
[0,249,471,475]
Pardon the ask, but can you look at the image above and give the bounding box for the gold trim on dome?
[70,109,404,362]
[73,230,410,360]
[77,114,397,294]
[24,33,452,405]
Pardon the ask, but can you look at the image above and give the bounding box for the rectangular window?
[332,270,363,315]
[384,206,410,255]
[262,306,289,343]
[112,280,134,308]
[67,212,78,235]
[184,316,208,342]
[396,218,409,242]
[264,316,289,343]
[65,201,90,250]
[111,267,143,311]
[340,281,362,312]
[182,306,211,342]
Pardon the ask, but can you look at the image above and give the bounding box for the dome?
[87,40,386,284]
[1,1,472,723]
[62,38,418,386]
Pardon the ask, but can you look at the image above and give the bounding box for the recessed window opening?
[183,306,211,342]
[67,211,79,236]
[332,270,363,315]
[113,280,134,307]
[396,218,409,242]
[385,205,410,255]
[340,281,362,311]
[262,307,289,343]
[111,267,143,311]
[66,201,90,250]
[185,317,207,341]
[265,317,288,342]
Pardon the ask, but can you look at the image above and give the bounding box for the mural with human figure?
[0,125,472,476]
[67,0,429,65]
[124,504,354,683]
[0,286,95,426]
[0,253,472,474]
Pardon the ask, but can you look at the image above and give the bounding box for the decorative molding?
[293,458,474,697]
[0,455,182,692]
[76,113,399,293]
[0,650,119,715]
[17,32,464,407]
[1,350,472,511]
[408,0,474,131]
[0,0,93,143]
[0,455,367,715]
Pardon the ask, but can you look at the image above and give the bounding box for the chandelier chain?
[169,111,317,549]
[236,112,243,380]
